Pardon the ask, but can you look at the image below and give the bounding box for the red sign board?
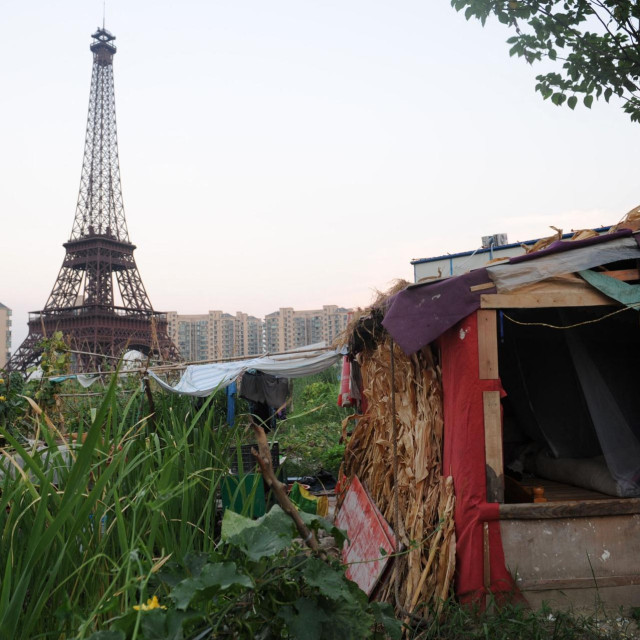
[335,475,397,595]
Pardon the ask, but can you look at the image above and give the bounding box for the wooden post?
[477,310,498,380]
[482,522,491,592]
[483,390,504,503]
[477,309,503,503]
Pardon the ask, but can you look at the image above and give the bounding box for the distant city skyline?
[167,305,350,362]
[3,1,638,354]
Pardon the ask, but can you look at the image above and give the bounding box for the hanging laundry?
[239,371,289,410]
[226,381,237,427]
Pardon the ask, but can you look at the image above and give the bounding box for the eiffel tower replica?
[8,27,178,373]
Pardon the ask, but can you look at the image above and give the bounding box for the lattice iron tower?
[8,28,178,373]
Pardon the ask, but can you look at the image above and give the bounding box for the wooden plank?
[477,310,498,379]
[483,390,504,503]
[470,282,495,292]
[500,514,640,607]
[520,477,612,502]
[600,268,640,281]
[499,498,640,520]
[517,575,640,591]
[481,290,617,309]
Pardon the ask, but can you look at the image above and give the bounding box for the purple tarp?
[381,269,494,355]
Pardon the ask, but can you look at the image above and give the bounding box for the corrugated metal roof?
[410,226,611,266]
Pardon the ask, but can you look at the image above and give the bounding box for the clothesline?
[36,344,344,384]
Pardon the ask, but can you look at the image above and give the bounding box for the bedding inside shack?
[498,305,640,501]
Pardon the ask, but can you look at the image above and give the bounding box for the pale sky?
[2,1,639,352]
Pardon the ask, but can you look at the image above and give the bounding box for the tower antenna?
[103,1,106,29]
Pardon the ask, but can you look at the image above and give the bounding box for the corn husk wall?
[340,337,455,614]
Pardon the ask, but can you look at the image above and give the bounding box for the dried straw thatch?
[339,328,455,615]
[611,204,640,232]
[521,204,640,255]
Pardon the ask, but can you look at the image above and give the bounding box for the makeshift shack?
[338,207,640,612]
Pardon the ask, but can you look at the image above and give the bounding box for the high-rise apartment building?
[265,306,350,353]
[234,312,264,357]
[166,313,210,362]
[167,305,349,361]
[167,311,264,362]
[208,311,236,360]
[0,303,11,369]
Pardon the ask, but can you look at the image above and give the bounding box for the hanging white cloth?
[149,344,346,397]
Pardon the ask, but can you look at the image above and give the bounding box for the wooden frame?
[480,273,621,309]
[481,290,616,309]
[499,498,640,519]
[477,310,504,503]
[515,575,640,591]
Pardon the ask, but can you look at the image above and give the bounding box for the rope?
[502,302,639,331]
[55,390,136,398]
[67,349,122,361]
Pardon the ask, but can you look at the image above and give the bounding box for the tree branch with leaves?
[451,0,640,121]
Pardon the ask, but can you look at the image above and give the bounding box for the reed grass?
[0,376,247,639]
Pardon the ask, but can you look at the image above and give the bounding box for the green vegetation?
[0,378,235,638]
[89,506,400,640]
[451,0,640,122]
[412,598,638,639]
[0,366,388,639]
[277,367,351,478]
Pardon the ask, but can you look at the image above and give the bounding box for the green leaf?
[567,95,578,110]
[320,584,374,640]
[584,94,594,108]
[260,504,300,538]
[230,524,290,561]
[298,510,347,547]
[140,609,168,640]
[303,557,353,602]
[221,508,259,540]
[278,598,329,640]
[200,562,252,590]
[171,562,252,610]
[222,506,300,559]
[86,632,125,640]
[183,552,209,579]
[370,601,404,640]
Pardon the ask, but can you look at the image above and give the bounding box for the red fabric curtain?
[440,312,517,602]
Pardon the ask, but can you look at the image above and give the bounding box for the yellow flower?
[133,595,166,611]
[0,396,6,402]
[0,378,4,384]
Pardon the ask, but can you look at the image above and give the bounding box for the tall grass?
[277,367,351,477]
[0,376,246,639]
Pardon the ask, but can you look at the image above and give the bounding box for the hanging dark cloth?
[239,371,290,433]
[239,371,289,410]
